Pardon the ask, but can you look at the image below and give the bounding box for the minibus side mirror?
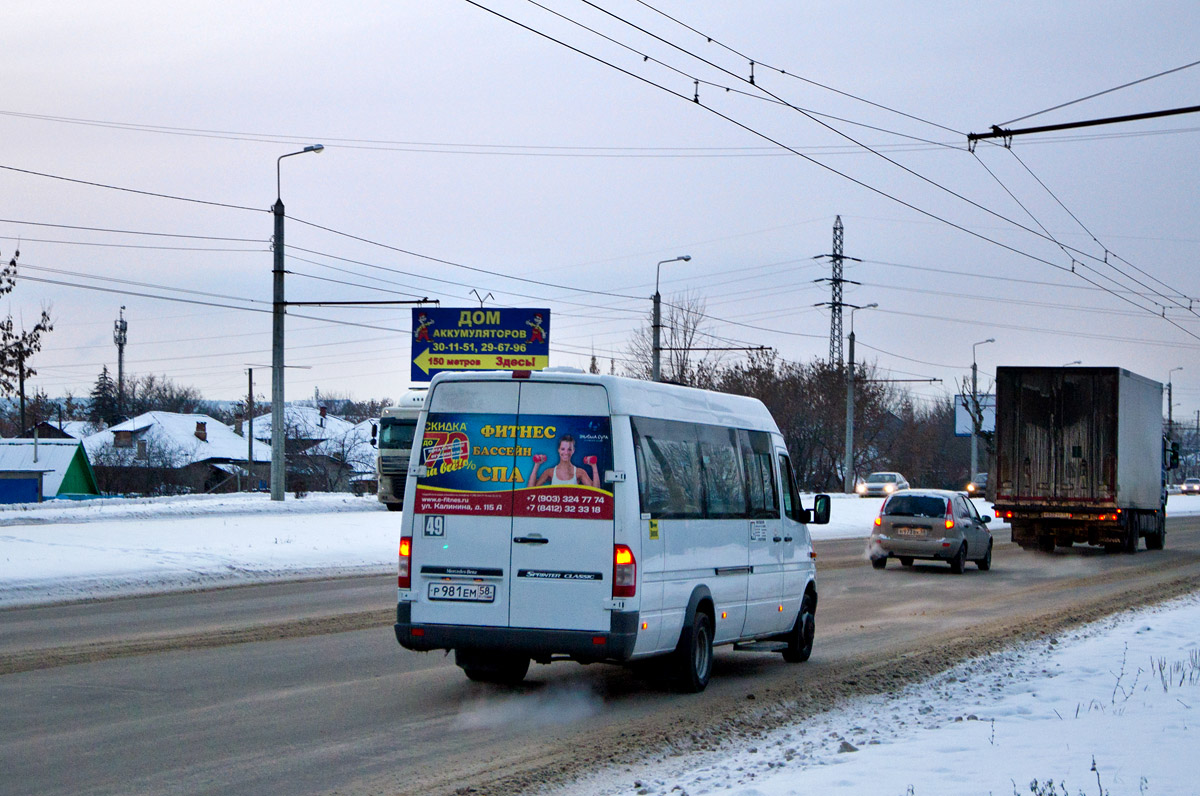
[810,493,831,525]
[370,423,378,448]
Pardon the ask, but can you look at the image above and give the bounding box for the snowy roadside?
[1,493,1198,609]
[551,593,1200,796]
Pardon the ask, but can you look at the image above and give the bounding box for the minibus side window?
[698,424,747,519]
[632,417,704,519]
[740,429,778,519]
[778,453,802,522]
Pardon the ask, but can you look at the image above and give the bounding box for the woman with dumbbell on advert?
[526,433,599,488]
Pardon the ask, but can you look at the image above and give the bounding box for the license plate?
[428,582,496,602]
[896,527,926,536]
[1042,512,1072,519]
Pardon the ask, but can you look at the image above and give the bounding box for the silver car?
[856,471,910,498]
[868,489,993,574]
[1181,478,1200,495]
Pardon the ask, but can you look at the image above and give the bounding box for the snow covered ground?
[554,593,1200,796]
[2,492,1200,608]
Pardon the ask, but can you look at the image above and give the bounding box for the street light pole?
[271,144,323,501]
[843,303,877,493]
[652,255,690,382]
[1168,366,1183,438]
[970,337,995,478]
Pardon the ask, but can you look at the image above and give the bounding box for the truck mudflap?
[394,602,640,663]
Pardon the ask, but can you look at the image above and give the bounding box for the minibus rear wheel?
[455,649,530,685]
[673,610,714,693]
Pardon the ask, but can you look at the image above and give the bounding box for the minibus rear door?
[508,382,615,632]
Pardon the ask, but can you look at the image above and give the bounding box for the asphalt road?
[3,518,1199,796]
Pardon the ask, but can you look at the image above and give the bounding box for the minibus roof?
[427,371,780,434]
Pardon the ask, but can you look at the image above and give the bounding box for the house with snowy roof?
[251,406,369,492]
[0,439,100,502]
[27,420,100,440]
[84,412,271,495]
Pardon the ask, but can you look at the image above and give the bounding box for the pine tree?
[89,366,120,426]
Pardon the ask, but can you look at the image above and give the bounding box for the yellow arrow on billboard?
[413,349,550,375]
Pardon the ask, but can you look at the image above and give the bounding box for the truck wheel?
[1146,514,1166,551]
[783,592,816,663]
[1037,535,1055,553]
[1122,518,1139,554]
[673,610,714,692]
[385,503,403,512]
[949,542,967,574]
[870,556,887,570]
[899,556,914,567]
[976,539,993,571]
[455,650,530,685]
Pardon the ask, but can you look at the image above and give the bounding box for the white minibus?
[393,370,830,691]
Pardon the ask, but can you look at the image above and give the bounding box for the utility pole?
[970,338,995,479]
[247,368,255,491]
[842,303,877,493]
[844,330,855,492]
[113,306,127,418]
[17,349,25,434]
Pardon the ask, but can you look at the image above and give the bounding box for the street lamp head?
[655,255,691,295]
[304,144,325,154]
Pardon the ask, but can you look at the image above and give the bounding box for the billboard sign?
[411,308,550,382]
[955,393,995,436]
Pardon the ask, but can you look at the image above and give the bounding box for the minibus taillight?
[613,544,636,598]
[944,499,955,530]
[398,536,413,589]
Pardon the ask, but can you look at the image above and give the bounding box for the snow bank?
[555,593,1200,796]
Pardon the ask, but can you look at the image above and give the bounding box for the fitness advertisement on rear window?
[415,413,613,519]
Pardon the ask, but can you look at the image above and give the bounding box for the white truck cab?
[393,370,830,691]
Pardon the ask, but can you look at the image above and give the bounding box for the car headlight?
[884,483,895,493]
[856,483,866,494]
[967,483,976,493]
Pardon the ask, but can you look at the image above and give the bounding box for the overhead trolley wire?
[629,0,966,138]
[471,0,1200,344]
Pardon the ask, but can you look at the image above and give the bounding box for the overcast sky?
[3,1,1198,423]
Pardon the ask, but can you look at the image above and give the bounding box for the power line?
[1000,58,1200,126]
[527,1,1200,337]
[0,216,263,242]
[0,164,263,214]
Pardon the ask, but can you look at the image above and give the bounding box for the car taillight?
[874,515,882,526]
[398,536,412,589]
[613,544,636,598]
[944,499,955,530]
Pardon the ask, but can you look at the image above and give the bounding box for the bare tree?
[0,251,53,406]
[625,291,723,386]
